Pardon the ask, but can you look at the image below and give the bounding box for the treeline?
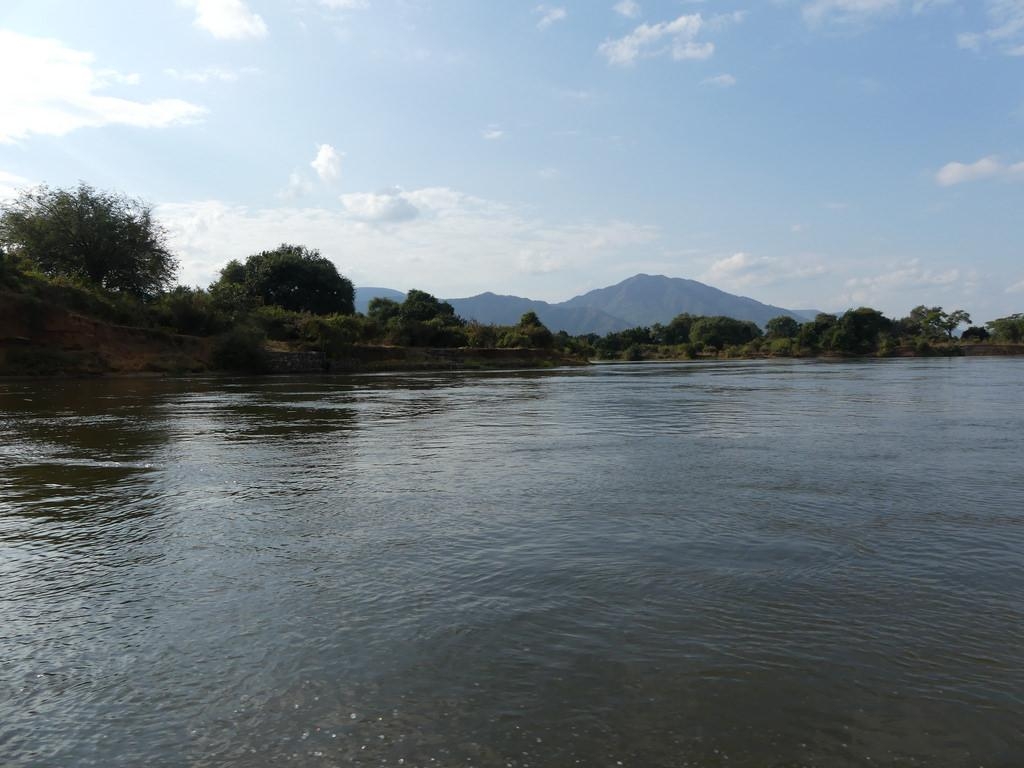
[2,183,1023,370]
[577,305,1024,361]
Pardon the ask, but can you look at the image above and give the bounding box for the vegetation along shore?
[1,183,1022,376]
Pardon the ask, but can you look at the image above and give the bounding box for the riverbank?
[0,290,584,375]
[4,288,1023,376]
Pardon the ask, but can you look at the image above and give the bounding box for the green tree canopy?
[367,297,401,325]
[765,315,800,339]
[217,244,354,315]
[0,183,177,298]
[663,313,696,345]
[987,314,1024,343]
[400,289,458,323]
[689,316,761,350]
[900,306,971,340]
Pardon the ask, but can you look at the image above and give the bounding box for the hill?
[561,274,810,329]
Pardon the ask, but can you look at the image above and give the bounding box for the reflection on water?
[1,359,1023,767]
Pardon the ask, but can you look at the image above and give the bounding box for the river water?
[1,358,1022,767]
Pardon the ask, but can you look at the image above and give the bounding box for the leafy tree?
[387,289,466,346]
[400,289,459,323]
[900,305,971,340]
[825,307,892,354]
[663,313,696,345]
[765,315,800,339]
[499,311,554,349]
[689,316,761,350]
[938,309,971,338]
[367,297,401,325]
[987,314,1024,343]
[796,313,839,351]
[0,183,177,298]
[960,326,990,342]
[235,244,354,315]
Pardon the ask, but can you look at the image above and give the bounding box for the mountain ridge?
[357,274,817,335]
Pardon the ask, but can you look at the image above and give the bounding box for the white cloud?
[164,66,259,83]
[482,126,505,140]
[1006,278,1024,294]
[701,251,828,290]
[935,155,1024,186]
[310,144,343,182]
[958,0,1024,55]
[535,5,568,29]
[614,1,641,19]
[159,188,659,298]
[598,14,715,66]
[845,259,959,291]
[340,187,420,223]
[179,0,268,40]
[0,30,205,144]
[702,73,737,87]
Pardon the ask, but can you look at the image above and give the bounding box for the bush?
[250,305,307,341]
[152,286,226,336]
[211,325,269,372]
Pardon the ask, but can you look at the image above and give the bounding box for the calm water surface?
[1,358,1022,767]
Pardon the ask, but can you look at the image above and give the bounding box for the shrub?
[211,325,269,372]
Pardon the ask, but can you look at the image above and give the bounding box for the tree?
[960,326,990,342]
[400,289,458,323]
[663,313,696,345]
[390,289,466,346]
[689,316,761,350]
[0,183,177,298]
[900,305,970,340]
[500,311,553,349]
[825,307,892,354]
[765,315,800,339]
[987,314,1024,343]
[231,244,354,315]
[367,297,401,325]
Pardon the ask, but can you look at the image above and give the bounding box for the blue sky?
[1,0,1022,320]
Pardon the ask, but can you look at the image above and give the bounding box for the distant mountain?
[356,275,814,335]
[446,293,628,336]
[354,287,406,315]
[561,274,809,329]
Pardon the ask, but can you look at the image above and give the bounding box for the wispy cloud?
[935,155,1024,186]
[845,259,959,291]
[164,66,259,83]
[0,30,204,144]
[958,0,1024,55]
[702,251,828,290]
[535,5,568,30]
[613,1,641,19]
[801,0,954,28]
[481,125,505,140]
[179,0,267,40]
[702,73,737,87]
[598,13,715,66]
